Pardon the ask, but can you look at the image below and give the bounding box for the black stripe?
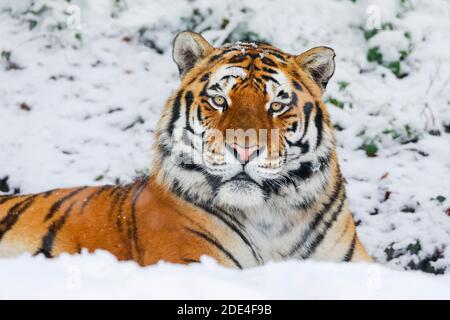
[300,102,313,142]
[254,77,263,85]
[343,233,357,262]
[261,175,297,195]
[79,186,111,215]
[196,105,203,123]
[203,206,260,263]
[261,75,279,85]
[288,178,343,256]
[184,91,194,133]
[292,80,303,91]
[268,51,287,62]
[44,187,86,221]
[293,193,320,211]
[288,92,298,108]
[0,196,15,206]
[167,90,183,136]
[220,75,239,81]
[42,190,54,198]
[108,186,125,215]
[248,52,260,60]
[158,141,171,158]
[261,57,277,67]
[170,184,263,264]
[205,205,262,264]
[0,195,37,241]
[208,54,222,63]
[181,258,200,264]
[115,184,134,233]
[288,161,314,181]
[277,90,289,100]
[128,178,148,263]
[240,62,253,71]
[301,192,346,259]
[200,73,210,82]
[35,202,75,258]
[285,138,309,154]
[307,178,343,232]
[208,83,221,92]
[185,227,242,269]
[287,121,298,133]
[262,67,277,74]
[228,55,246,63]
[172,204,220,243]
[315,102,324,149]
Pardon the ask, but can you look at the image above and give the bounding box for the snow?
[1,0,450,299]
[1,251,450,300]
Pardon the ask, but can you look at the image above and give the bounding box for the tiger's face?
[155,32,336,210]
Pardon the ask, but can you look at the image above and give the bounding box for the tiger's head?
[154,31,338,212]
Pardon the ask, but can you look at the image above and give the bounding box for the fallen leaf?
[19,102,31,111]
[380,172,389,180]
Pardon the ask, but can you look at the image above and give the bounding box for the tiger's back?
[0,185,128,259]
[0,178,250,266]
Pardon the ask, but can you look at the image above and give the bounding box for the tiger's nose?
[228,143,259,162]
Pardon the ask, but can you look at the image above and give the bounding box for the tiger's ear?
[172,31,214,77]
[295,46,335,91]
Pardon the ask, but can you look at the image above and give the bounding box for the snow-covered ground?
[0,0,449,299]
[1,252,450,299]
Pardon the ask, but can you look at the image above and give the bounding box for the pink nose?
[230,144,259,162]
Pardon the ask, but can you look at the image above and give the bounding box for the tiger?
[0,31,372,268]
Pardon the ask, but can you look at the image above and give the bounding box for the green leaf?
[338,81,350,91]
[384,242,396,261]
[407,240,422,255]
[367,47,383,64]
[387,61,401,77]
[75,32,82,42]
[1,51,11,62]
[382,128,401,140]
[403,124,420,142]
[381,22,394,31]
[326,97,344,109]
[360,139,378,157]
[28,20,38,30]
[364,29,378,40]
[221,18,230,29]
[399,50,409,60]
[356,129,366,137]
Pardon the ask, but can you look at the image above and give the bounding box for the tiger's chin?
[215,180,265,209]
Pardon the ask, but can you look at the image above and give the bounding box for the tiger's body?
[0,32,371,267]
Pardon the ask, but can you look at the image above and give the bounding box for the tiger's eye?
[213,95,226,106]
[270,102,283,112]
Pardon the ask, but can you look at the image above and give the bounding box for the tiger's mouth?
[229,172,253,181]
[227,172,258,184]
